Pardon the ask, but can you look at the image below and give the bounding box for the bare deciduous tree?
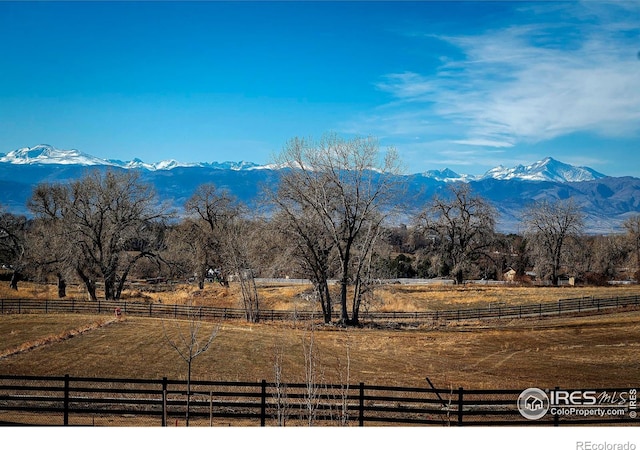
[301,320,322,426]
[418,183,497,284]
[271,133,403,325]
[176,184,261,322]
[163,303,219,427]
[183,184,237,289]
[271,210,336,323]
[24,218,72,297]
[223,216,261,322]
[28,169,173,300]
[0,206,27,290]
[522,198,584,285]
[623,214,640,273]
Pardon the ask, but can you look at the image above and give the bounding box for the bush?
[584,272,610,286]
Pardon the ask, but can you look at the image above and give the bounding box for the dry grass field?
[1,280,640,390]
[4,279,640,312]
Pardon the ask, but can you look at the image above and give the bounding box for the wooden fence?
[1,294,639,324]
[0,375,637,426]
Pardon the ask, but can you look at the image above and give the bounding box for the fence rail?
[1,294,639,324]
[0,375,637,426]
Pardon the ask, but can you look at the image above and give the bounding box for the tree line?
[1,134,640,326]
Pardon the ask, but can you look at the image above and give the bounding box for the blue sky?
[1,1,639,177]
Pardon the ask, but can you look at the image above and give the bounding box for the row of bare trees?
[2,134,640,326]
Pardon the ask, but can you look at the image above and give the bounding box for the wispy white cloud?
[356,2,640,162]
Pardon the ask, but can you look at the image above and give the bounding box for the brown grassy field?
[1,306,639,390]
[4,279,640,312]
[2,281,640,392]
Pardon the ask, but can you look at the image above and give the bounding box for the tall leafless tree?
[521,198,584,285]
[24,218,72,297]
[271,133,403,325]
[178,183,261,321]
[623,214,640,274]
[0,207,27,290]
[28,169,173,300]
[417,183,497,284]
[182,184,237,289]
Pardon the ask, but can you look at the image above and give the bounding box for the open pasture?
[3,279,640,313]
[1,307,639,390]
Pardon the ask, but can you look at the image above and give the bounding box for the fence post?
[260,379,267,426]
[457,387,464,426]
[149,303,153,317]
[162,377,168,427]
[359,382,365,426]
[18,298,21,314]
[64,374,70,426]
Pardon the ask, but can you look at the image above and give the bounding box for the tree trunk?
[186,359,192,427]
[77,268,98,301]
[104,277,116,300]
[116,256,144,300]
[57,273,67,298]
[318,280,332,324]
[351,277,363,326]
[339,278,350,324]
[9,271,19,290]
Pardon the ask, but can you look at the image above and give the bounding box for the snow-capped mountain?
[419,157,607,183]
[479,157,606,182]
[0,144,111,166]
[421,168,468,182]
[0,145,607,182]
[0,145,262,171]
[1,145,639,234]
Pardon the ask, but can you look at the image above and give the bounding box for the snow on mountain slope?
[0,145,261,171]
[0,146,607,182]
[0,144,114,166]
[480,157,606,182]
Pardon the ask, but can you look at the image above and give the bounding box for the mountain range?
[1,144,639,234]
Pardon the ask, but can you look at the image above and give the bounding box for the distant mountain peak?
[418,156,606,183]
[0,144,265,172]
[481,156,606,182]
[0,144,111,166]
[1,145,607,183]
[422,168,462,181]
